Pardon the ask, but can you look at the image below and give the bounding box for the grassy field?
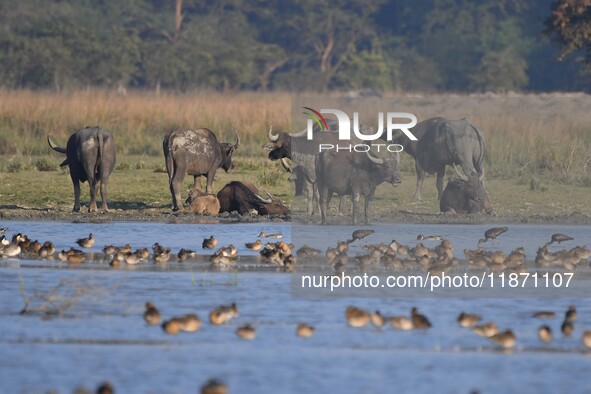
[0,89,590,221]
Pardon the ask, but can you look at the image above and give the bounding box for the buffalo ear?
[59,159,69,167]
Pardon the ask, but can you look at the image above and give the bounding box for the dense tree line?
[0,0,587,92]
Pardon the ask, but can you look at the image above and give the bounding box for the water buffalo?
[392,117,485,201]
[217,181,289,216]
[439,175,492,214]
[47,127,116,212]
[188,194,221,215]
[163,128,239,211]
[264,123,367,214]
[316,150,401,224]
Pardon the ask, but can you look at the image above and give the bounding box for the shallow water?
[1,221,591,393]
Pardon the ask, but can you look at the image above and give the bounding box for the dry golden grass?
[0,89,589,187]
[0,89,290,156]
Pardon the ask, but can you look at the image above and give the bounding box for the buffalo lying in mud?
[217,181,289,216]
[163,128,240,211]
[439,175,492,214]
[392,117,485,201]
[47,127,116,212]
[316,150,401,224]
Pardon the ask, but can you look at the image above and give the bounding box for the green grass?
[0,154,589,218]
[0,155,291,212]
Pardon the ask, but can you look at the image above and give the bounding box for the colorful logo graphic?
[302,107,330,131]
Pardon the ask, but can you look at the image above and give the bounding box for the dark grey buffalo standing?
[392,117,485,201]
[163,128,239,211]
[264,123,367,215]
[217,181,289,216]
[47,127,116,212]
[439,177,492,214]
[264,126,340,215]
[316,150,401,224]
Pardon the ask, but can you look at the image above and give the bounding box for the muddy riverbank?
[1,207,591,225]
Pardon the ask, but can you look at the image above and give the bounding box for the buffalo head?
[364,151,402,187]
[263,126,289,160]
[440,168,492,214]
[219,129,241,172]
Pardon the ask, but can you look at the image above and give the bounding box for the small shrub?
[529,177,548,192]
[256,164,283,187]
[116,162,131,171]
[35,157,57,171]
[6,160,23,173]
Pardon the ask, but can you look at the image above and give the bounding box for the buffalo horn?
[365,151,384,164]
[289,128,308,138]
[268,125,279,141]
[453,163,468,181]
[254,193,273,204]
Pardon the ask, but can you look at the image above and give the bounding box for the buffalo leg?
[352,193,360,224]
[305,181,315,215]
[413,162,425,202]
[170,171,185,211]
[72,177,81,213]
[338,196,348,215]
[436,167,445,200]
[318,185,330,224]
[88,177,99,212]
[364,191,375,224]
[100,178,109,211]
[205,170,215,195]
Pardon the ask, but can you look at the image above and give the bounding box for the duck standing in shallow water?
[209,303,239,325]
[472,322,499,337]
[411,307,432,329]
[458,312,481,328]
[562,320,574,336]
[259,231,283,239]
[565,305,577,322]
[417,234,445,241]
[201,379,228,394]
[76,233,94,248]
[202,236,218,249]
[582,330,591,349]
[538,325,552,343]
[370,311,386,329]
[296,323,315,337]
[488,330,516,348]
[345,306,371,328]
[177,313,201,332]
[178,248,196,261]
[162,318,182,335]
[144,302,161,325]
[236,324,256,340]
[388,316,413,331]
[245,240,263,251]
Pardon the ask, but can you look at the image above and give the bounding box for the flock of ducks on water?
[2,226,589,276]
[2,224,591,393]
[316,227,591,276]
[345,303,591,350]
[72,377,228,394]
[142,300,314,341]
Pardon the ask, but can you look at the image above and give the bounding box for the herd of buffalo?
[46,116,492,223]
